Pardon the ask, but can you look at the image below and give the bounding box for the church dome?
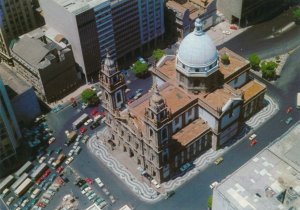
[177,18,218,77]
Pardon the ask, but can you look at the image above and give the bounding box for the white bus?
[297,93,300,109]
[72,113,89,129]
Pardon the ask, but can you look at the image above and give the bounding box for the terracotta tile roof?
[218,48,249,80]
[157,58,177,80]
[172,118,210,146]
[240,80,266,103]
[198,87,233,111]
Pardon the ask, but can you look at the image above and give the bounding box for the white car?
[222,30,231,35]
[6,196,14,205]
[48,137,55,144]
[39,156,47,163]
[95,177,104,188]
[65,156,74,164]
[210,181,219,189]
[68,150,74,157]
[151,179,161,189]
[84,119,93,126]
[21,199,29,207]
[65,130,70,136]
[48,157,55,165]
[82,103,88,110]
[249,134,257,141]
[73,145,78,150]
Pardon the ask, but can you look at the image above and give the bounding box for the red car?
[36,202,46,208]
[91,109,99,116]
[230,25,238,30]
[36,177,44,184]
[42,169,51,179]
[286,106,293,113]
[250,139,257,146]
[85,178,93,185]
[80,127,87,134]
[56,166,64,174]
[127,99,134,104]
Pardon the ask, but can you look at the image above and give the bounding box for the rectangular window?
[116,92,121,102]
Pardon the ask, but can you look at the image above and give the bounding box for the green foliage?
[221,53,230,65]
[132,61,148,77]
[208,195,213,209]
[152,49,165,61]
[81,89,98,105]
[261,61,278,80]
[293,8,300,21]
[248,54,261,70]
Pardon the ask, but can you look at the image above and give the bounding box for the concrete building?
[213,123,300,210]
[39,0,165,82]
[10,27,80,103]
[0,78,22,178]
[99,19,266,183]
[166,0,220,39]
[0,0,41,64]
[217,0,288,27]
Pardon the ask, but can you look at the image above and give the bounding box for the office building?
[0,78,22,178]
[10,26,80,103]
[0,0,41,64]
[213,123,300,210]
[39,0,165,82]
[217,0,288,27]
[99,19,266,183]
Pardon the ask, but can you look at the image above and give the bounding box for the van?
[31,188,41,199]
[2,188,10,198]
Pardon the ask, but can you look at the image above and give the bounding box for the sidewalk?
[87,95,278,202]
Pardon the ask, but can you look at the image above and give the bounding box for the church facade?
[99,19,266,183]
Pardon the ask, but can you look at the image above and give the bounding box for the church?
[99,19,266,183]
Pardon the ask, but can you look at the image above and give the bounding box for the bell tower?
[99,51,126,111]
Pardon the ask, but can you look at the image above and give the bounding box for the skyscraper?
[0,78,22,178]
[40,0,165,82]
[0,0,40,64]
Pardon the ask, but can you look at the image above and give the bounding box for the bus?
[297,93,300,109]
[11,173,29,190]
[72,113,89,130]
[14,178,32,197]
[0,175,15,193]
[30,163,48,181]
[15,161,33,177]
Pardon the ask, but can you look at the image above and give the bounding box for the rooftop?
[240,80,266,103]
[52,0,109,14]
[214,123,300,210]
[172,118,210,146]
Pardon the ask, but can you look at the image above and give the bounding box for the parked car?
[48,137,55,144]
[48,157,55,165]
[55,147,62,154]
[80,127,87,134]
[102,187,110,195]
[85,178,93,185]
[65,156,74,165]
[286,106,293,113]
[151,179,161,189]
[109,195,116,203]
[38,156,47,163]
[210,181,219,189]
[165,190,175,199]
[56,166,64,174]
[84,119,93,126]
[46,149,53,156]
[81,103,88,110]
[6,196,15,205]
[90,121,100,130]
[179,162,193,173]
[214,157,224,165]
[68,150,74,157]
[95,178,104,188]
[286,117,293,125]
[249,134,257,141]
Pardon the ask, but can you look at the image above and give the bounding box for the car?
[84,186,92,192]
[74,141,80,147]
[165,190,175,199]
[210,181,219,189]
[91,109,99,116]
[95,197,105,205]
[43,182,52,190]
[249,134,257,141]
[56,166,64,174]
[6,196,15,205]
[230,25,238,30]
[90,121,100,130]
[222,30,231,35]
[133,92,142,100]
[46,149,53,156]
[48,157,55,165]
[21,199,29,207]
[95,178,104,188]
[98,201,108,209]
[65,130,70,136]
[285,117,293,125]
[38,156,47,163]
[214,157,224,165]
[127,99,135,104]
[65,156,74,165]
[55,147,62,154]
[151,179,161,189]
[142,172,152,181]
[88,194,96,200]
[84,119,93,126]
[85,178,93,184]
[109,195,116,203]
[102,187,110,195]
[48,137,56,144]
[179,162,193,173]
[136,88,143,94]
[286,106,293,113]
[68,150,74,157]
[49,174,57,182]
[80,127,87,134]
[82,103,88,110]
[17,196,27,206]
[250,139,257,146]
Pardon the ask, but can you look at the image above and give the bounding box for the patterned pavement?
[87,95,279,202]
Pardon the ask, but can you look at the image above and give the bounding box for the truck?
[52,154,66,168]
[65,131,77,146]
[14,178,33,197]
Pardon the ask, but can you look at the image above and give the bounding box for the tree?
[131,61,148,77]
[221,53,230,65]
[208,195,213,210]
[293,8,300,23]
[261,61,277,80]
[152,49,165,62]
[248,54,261,71]
[81,89,99,105]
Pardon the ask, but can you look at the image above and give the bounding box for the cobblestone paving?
[87,95,278,202]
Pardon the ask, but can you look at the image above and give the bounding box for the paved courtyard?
[87,95,279,202]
